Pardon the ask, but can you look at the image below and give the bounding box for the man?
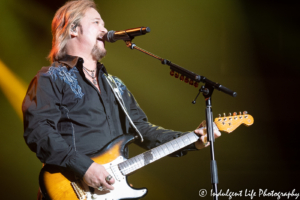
[22,0,220,198]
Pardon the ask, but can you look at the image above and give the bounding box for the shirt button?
[78,58,84,63]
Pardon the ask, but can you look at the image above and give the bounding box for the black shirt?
[22,55,196,177]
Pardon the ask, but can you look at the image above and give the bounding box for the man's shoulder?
[105,74,129,97]
[111,75,126,87]
[36,62,78,80]
[107,74,127,89]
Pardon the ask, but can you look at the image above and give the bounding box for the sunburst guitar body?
[39,112,254,200]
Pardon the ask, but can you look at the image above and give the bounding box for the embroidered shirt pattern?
[113,77,126,95]
[44,65,84,99]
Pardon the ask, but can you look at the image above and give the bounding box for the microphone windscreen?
[104,30,116,43]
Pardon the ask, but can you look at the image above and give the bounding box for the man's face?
[77,7,107,60]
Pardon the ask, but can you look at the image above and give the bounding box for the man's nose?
[101,27,108,34]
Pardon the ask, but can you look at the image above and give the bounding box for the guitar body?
[39,112,254,200]
[39,134,147,200]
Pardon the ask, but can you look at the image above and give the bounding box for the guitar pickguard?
[82,156,147,200]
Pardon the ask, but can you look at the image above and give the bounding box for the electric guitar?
[39,112,254,200]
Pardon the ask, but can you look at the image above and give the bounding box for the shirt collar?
[57,55,108,75]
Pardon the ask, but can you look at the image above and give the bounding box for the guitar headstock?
[214,111,254,133]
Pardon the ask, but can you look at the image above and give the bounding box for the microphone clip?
[125,40,136,49]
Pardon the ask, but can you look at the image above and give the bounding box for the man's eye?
[95,21,99,24]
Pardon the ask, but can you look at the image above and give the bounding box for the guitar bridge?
[71,181,87,200]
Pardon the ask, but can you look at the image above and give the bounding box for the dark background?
[0,0,299,199]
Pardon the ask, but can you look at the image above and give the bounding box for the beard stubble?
[91,42,106,61]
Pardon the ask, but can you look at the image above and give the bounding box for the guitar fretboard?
[118,131,199,176]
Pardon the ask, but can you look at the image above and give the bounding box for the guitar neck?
[117,112,254,176]
[118,131,199,176]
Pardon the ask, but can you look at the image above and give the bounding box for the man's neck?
[80,55,98,71]
[68,53,98,71]
[66,43,99,71]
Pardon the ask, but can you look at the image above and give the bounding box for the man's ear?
[70,24,78,38]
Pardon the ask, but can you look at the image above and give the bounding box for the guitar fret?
[176,137,185,148]
[188,132,199,142]
[119,132,199,176]
[152,147,161,159]
[170,140,180,151]
[128,158,136,172]
[134,156,142,169]
[156,146,165,157]
[182,135,191,145]
[162,145,169,155]
[157,148,164,158]
[123,160,130,174]
[166,142,174,152]
[131,157,137,170]
[129,161,135,174]
[133,158,139,170]
[118,162,125,175]
[130,155,143,171]
[158,146,165,157]
[124,160,129,170]
[118,132,202,176]
[137,155,144,168]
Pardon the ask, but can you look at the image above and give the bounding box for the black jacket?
[22,55,196,177]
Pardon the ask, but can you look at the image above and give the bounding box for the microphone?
[104,27,150,43]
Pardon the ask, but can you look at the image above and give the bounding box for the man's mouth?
[97,36,104,42]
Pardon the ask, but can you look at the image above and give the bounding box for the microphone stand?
[124,40,237,200]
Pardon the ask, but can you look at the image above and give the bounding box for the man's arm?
[124,88,220,154]
[23,69,93,177]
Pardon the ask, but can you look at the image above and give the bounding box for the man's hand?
[83,162,115,190]
[194,120,221,149]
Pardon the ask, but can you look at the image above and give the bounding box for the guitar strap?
[104,74,144,142]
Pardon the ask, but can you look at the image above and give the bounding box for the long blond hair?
[48,0,97,62]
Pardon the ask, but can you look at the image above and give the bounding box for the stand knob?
[185,77,189,83]
[170,70,174,76]
[180,75,184,81]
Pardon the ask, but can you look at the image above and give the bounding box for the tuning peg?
[223,113,226,117]
[189,80,194,85]
[175,72,179,78]
[243,111,248,114]
[218,114,222,121]
[228,113,232,120]
[239,111,243,119]
[180,75,184,81]
[194,82,199,88]
[170,70,174,76]
[233,112,237,116]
